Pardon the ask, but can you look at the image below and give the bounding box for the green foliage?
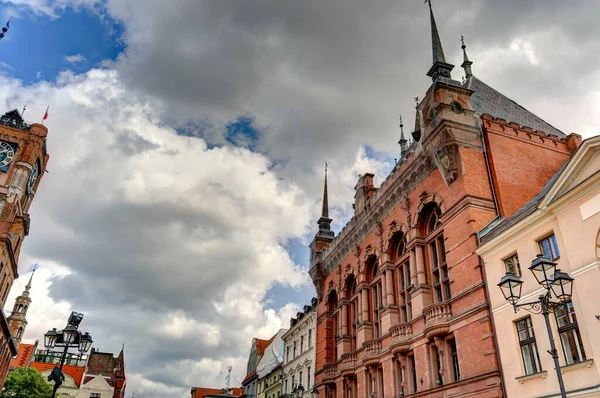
[0,367,53,398]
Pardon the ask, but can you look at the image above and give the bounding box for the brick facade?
[308,7,578,398]
[0,109,49,387]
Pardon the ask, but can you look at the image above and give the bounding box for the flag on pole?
[41,105,49,124]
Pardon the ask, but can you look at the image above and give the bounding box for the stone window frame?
[515,316,543,376]
[503,252,521,277]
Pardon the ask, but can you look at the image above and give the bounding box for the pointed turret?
[425,0,454,81]
[461,35,474,79]
[321,162,329,219]
[398,115,407,156]
[317,163,333,234]
[7,268,36,348]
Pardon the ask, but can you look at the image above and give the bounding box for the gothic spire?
[461,35,474,79]
[398,114,407,156]
[317,162,333,234]
[321,162,329,219]
[425,0,454,81]
[25,267,36,292]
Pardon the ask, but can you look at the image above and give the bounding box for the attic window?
[451,102,464,114]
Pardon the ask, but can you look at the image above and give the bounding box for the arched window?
[16,327,23,339]
[345,274,358,351]
[420,203,450,303]
[326,290,339,361]
[17,304,23,313]
[389,232,408,263]
[365,255,383,338]
[389,232,412,322]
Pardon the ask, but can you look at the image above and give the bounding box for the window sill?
[515,371,547,384]
[560,359,593,373]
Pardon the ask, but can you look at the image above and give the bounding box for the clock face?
[27,162,39,194]
[0,141,15,168]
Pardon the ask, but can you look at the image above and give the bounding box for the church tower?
[7,270,34,348]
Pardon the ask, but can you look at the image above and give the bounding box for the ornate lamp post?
[310,387,318,398]
[44,311,93,398]
[497,254,574,398]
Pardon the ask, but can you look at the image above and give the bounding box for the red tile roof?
[30,362,85,387]
[255,334,277,357]
[9,343,35,369]
[191,387,244,398]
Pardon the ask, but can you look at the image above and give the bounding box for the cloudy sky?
[0,0,599,396]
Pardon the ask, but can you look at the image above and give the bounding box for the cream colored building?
[77,374,114,398]
[281,299,316,396]
[477,136,600,397]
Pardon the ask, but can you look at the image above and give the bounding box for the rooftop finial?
[321,162,329,219]
[412,100,422,142]
[461,34,474,79]
[425,0,454,81]
[398,114,407,156]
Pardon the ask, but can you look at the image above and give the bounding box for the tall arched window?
[366,255,383,338]
[327,290,339,361]
[420,203,449,303]
[16,327,23,339]
[390,232,411,322]
[345,274,358,351]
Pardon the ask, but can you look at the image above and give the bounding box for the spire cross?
[414,97,420,106]
[424,0,432,8]
[461,35,465,48]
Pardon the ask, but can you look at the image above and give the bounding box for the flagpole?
[41,105,49,125]
[21,101,27,118]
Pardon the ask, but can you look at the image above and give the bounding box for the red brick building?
[0,108,49,387]
[308,4,582,398]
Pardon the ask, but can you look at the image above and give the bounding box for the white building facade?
[281,298,317,396]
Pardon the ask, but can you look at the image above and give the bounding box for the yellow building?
[477,136,600,397]
[263,364,282,398]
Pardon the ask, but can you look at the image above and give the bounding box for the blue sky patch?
[0,5,124,84]
[225,116,262,151]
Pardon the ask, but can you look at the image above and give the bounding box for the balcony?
[322,363,337,383]
[340,353,357,376]
[389,323,412,355]
[422,302,452,340]
[362,339,381,366]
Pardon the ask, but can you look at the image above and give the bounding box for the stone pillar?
[357,289,363,323]
[361,288,369,322]
[341,302,348,336]
[434,337,447,386]
[381,268,387,307]
[415,245,427,285]
[385,269,395,306]
[409,250,418,286]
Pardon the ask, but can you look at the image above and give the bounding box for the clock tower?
[0,109,50,386]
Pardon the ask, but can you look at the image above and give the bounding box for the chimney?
[354,173,376,215]
[566,133,583,154]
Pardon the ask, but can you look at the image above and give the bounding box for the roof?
[9,343,35,369]
[467,76,565,138]
[479,161,568,243]
[191,387,244,398]
[30,362,85,387]
[242,370,257,385]
[255,334,276,357]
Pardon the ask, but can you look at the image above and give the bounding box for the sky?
[0,0,599,397]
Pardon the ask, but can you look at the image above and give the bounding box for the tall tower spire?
[398,115,407,156]
[317,162,333,233]
[425,0,454,81]
[461,35,474,79]
[7,268,35,348]
[321,162,329,219]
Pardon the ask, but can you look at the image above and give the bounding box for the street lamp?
[43,311,93,398]
[310,387,318,398]
[498,255,574,398]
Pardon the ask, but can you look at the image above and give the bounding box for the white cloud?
[64,54,86,64]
